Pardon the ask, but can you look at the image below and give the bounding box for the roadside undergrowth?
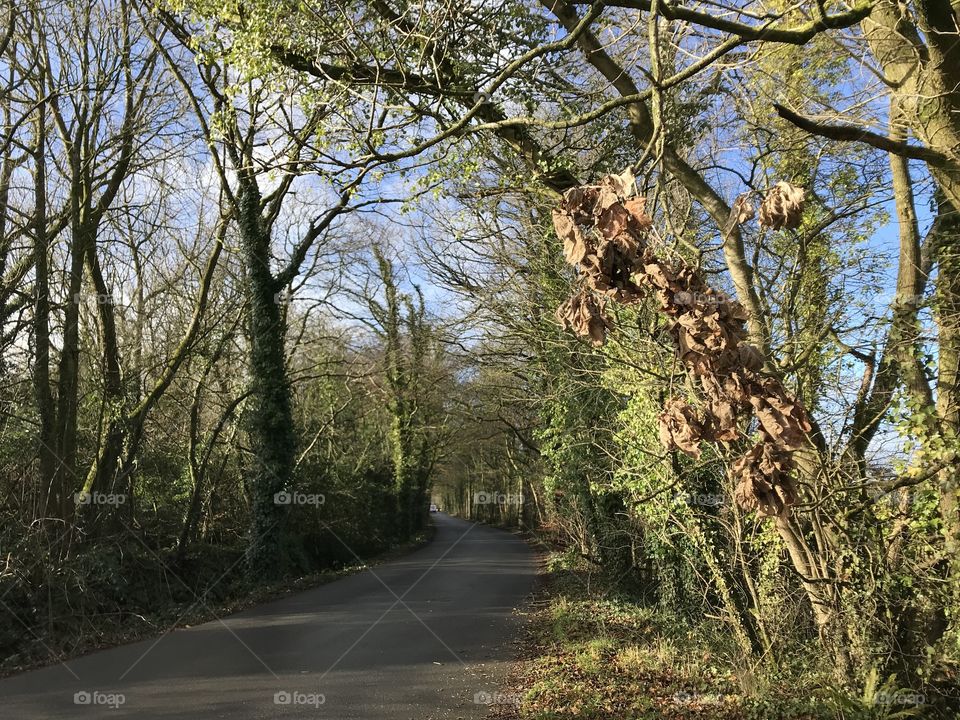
[493,551,944,720]
[0,527,433,678]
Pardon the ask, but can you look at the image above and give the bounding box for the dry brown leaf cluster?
[555,290,611,347]
[658,398,708,459]
[551,170,653,303]
[758,181,805,230]
[731,443,798,517]
[553,171,812,517]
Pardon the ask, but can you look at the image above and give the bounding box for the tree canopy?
[1,0,959,715]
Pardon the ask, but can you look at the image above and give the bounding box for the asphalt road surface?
[0,514,536,719]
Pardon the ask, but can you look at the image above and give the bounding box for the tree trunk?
[931,194,960,590]
[238,177,294,579]
[53,213,90,520]
[31,103,58,522]
[79,241,125,517]
[862,0,960,208]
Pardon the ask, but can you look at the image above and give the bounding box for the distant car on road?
[429,503,439,513]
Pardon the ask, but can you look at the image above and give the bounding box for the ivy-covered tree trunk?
[391,413,416,539]
[372,247,437,540]
[405,290,432,535]
[238,177,295,580]
[379,250,410,538]
[932,195,960,590]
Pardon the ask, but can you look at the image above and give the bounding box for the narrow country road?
[0,514,536,719]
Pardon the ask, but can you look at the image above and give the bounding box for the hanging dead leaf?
[731,443,797,517]
[596,204,630,239]
[709,400,739,442]
[733,194,755,224]
[658,398,709,458]
[556,290,611,346]
[624,196,653,230]
[758,181,805,230]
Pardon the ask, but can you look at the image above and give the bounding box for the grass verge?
[490,551,951,720]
